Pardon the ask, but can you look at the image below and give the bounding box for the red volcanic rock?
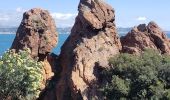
[11,8,58,98]
[147,22,170,54]
[56,0,121,99]
[11,8,58,58]
[121,21,170,54]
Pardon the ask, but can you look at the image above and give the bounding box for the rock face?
[11,8,58,58]
[121,21,170,54]
[56,0,121,99]
[11,8,58,92]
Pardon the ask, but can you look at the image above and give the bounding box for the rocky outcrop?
[11,8,58,58]
[121,21,170,54]
[56,0,121,99]
[11,8,58,92]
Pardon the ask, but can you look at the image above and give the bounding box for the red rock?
[11,8,58,58]
[56,0,121,99]
[10,8,58,99]
[121,21,170,54]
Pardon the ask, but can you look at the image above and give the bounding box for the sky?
[0,0,169,30]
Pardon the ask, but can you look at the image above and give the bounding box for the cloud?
[0,11,23,27]
[136,16,147,21]
[16,7,26,13]
[0,11,77,27]
[51,13,77,20]
[51,12,77,27]
[0,16,9,21]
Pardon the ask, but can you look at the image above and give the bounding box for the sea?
[0,33,69,56]
[0,31,170,56]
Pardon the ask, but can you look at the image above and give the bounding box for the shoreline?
[0,32,71,35]
[0,31,170,35]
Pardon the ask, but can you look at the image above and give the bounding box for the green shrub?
[0,49,43,100]
[100,49,170,100]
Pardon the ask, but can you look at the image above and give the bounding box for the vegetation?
[0,49,43,100]
[100,49,170,100]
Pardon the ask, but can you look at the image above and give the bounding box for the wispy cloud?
[136,16,147,21]
[0,16,9,21]
[51,13,77,20]
[0,10,23,27]
[0,9,77,27]
[16,7,26,13]
[51,12,77,27]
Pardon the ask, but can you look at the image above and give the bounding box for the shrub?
[100,49,170,100]
[0,49,43,100]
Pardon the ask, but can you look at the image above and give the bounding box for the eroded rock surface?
[11,8,58,94]
[121,21,170,54]
[11,8,58,58]
[56,0,121,99]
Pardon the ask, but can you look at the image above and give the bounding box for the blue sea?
[0,33,69,56]
[0,32,170,56]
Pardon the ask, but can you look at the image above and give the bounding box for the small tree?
[100,49,170,100]
[0,49,43,100]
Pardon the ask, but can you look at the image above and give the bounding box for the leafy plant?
[100,49,170,100]
[0,49,43,100]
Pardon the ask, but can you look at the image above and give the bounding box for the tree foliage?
[0,49,43,100]
[100,49,170,100]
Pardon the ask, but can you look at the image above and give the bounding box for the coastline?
[0,31,169,35]
[0,32,71,34]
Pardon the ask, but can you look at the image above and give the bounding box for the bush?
[100,49,170,100]
[0,49,43,100]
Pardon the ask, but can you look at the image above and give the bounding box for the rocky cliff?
[11,8,58,92]
[56,0,121,99]
[121,21,170,54]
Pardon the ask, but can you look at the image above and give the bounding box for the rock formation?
[11,8,58,91]
[121,21,170,54]
[11,8,58,58]
[56,0,121,99]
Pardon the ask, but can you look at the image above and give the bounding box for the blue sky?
[0,0,169,30]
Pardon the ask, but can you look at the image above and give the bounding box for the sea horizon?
[1,30,170,56]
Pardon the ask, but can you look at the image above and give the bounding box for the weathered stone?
[10,8,58,98]
[121,21,170,54]
[56,0,121,99]
[11,8,58,58]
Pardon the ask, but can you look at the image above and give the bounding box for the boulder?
[11,8,58,58]
[121,21,170,54]
[11,8,58,95]
[56,0,121,99]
